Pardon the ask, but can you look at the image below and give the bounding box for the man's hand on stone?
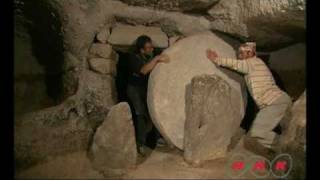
[206,49,219,64]
[157,54,170,63]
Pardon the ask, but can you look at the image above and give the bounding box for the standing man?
[127,35,169,155]
[206,42,292,159]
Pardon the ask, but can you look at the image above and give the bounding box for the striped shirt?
[216,56,284,109]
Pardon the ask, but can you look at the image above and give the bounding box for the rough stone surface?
[106,1,211,37]
[269,43,305,100]
[275,91,306,179]
[89,43,115,59]
[38,0,115,99]
[278,91,306,148]
[108,24,169,48]
[184,74,241,164]
[118,0,220,12]
[88,58,117,75]
[14,69,118,171]
[208,0,305,49]
[89,102,137,177]
[82,70,118,123]
[96,26,111,43]
[61,52,81,99]
[147,31,247,149]
[93,0,304,49]
[14,102,94,172]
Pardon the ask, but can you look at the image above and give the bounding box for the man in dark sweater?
[126,35,169,155]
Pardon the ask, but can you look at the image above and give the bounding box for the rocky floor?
[16,138,275,179]
[15,151,104,179]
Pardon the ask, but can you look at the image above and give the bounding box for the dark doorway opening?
[14,0,65,116]
[23,1,65,102]
[115,49,163,149]
[115,51,130,103]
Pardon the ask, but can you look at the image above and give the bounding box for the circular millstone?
[147,31,247,150]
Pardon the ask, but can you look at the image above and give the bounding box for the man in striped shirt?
[206,42,292,159]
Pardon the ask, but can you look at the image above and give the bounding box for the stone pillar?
[184,74,242,165]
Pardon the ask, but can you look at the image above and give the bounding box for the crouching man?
[206,42,292,159]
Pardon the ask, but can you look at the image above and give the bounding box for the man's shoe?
[137,144,148,156]
[156,137,167,147]
[243,135,276,161]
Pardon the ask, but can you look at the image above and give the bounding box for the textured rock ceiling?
[118,0,220,12]
[117,0,305,50]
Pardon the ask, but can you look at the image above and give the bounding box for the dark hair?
[135,35,152,53]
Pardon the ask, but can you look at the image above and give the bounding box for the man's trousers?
[248,93,292,148]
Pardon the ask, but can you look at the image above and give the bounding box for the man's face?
[238,48,254,60]
[142,42,154,55]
